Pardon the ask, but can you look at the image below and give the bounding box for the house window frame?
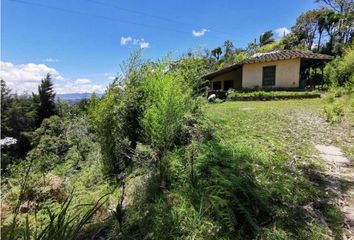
[262,66,276,86]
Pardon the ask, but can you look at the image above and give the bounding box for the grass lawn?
[204,98,353,162]
[203,97,353,238]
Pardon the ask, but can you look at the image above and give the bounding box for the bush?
[324,42,354,87]
[141,59,196,181]
[227,90,320,101]
[324,101,344,123]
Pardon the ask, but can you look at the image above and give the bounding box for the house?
[204,50,333,91]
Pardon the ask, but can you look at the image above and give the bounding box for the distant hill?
[56,93,103,104]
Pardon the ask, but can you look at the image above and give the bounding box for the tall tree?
[35,73,57,125]
[259,31,275,46]
[322,9,341,53]
[211,47,222,60]
[1,80,13,138]
[316,9,327,51]
[315,0,353,13]
[292,10,320,50]
[223,40,235,63]
[316,0,354,53]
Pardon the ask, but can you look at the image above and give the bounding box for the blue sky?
[2,0,319,93]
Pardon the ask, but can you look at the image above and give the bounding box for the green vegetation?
[33,73,57,127]
[324,42,354,88]
[227,90,321,100]
[1,0,353,238]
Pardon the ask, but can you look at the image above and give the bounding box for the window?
[213,81,222,90]
[262,66,276,86]
[223,80,234,90]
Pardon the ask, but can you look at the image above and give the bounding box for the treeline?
[209,0,353,63]
[1,75,57,169]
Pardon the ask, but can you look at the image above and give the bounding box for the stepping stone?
[315,145,350,167]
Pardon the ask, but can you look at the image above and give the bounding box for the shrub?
[324,101,344,123]
[141,59,196,180]
[88,82,130,176]
[88,52,151,176]
[171,55,210,95]
[324,42,354,87]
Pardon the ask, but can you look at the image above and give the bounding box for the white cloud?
[274,27,291,38]
[0,61,63,93]
[55,79,105,94]
[120,36,132,45]
[139,40,150,49]
[104,72,116,80]
[192,28,209,37]
[121,36,150,49]
[43,58,58,63]
[0,61,105,94]
[75,78,91,84]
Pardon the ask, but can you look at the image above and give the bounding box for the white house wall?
[242,58,301,89]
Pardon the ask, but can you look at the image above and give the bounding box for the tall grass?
[21,193,106,240]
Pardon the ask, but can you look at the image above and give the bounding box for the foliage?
[33,73,57,126]
[88,51,148,176]
[141,59,195,180]
[21,193,106,240]
[227,90,320,100]
[324,100,345,123]
[324,42,354,87]
[256,41,284,53]
[232,52,249,63]
[88,82,129,176]
[221,40,235,64]
[1,111,117,240]
[292,9,323,50]
[290,1,353,55]
[211,47,222,60]
[1,80,37,169]
[28,116,69,174]
[322,92,352,123]
[172,55,210,95]
[259,30,275,46]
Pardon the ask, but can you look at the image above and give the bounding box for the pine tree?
[35,73,56,125]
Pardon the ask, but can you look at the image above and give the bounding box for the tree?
[259,31,275,46]
[292,10,320,50]
[35,73,56,126]
[223,40,235,64]
[211,47,222,60]
[315,0,353,13]
[315,0,354,54]
[1,80,13,138]
[1,80,37,170]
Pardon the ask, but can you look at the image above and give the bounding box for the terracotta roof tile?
[240,50,334,64]
[204,50,333,79]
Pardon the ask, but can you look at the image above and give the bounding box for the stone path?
[315,144,354,238]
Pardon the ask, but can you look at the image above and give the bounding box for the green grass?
[204,99,322,156]
[202,98,352,238]
[108,97,351,239]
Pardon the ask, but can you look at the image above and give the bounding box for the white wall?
[242,58,301,89]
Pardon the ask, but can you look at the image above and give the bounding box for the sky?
[1,0,320,94]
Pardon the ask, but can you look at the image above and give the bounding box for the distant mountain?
[56,93,103,103]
